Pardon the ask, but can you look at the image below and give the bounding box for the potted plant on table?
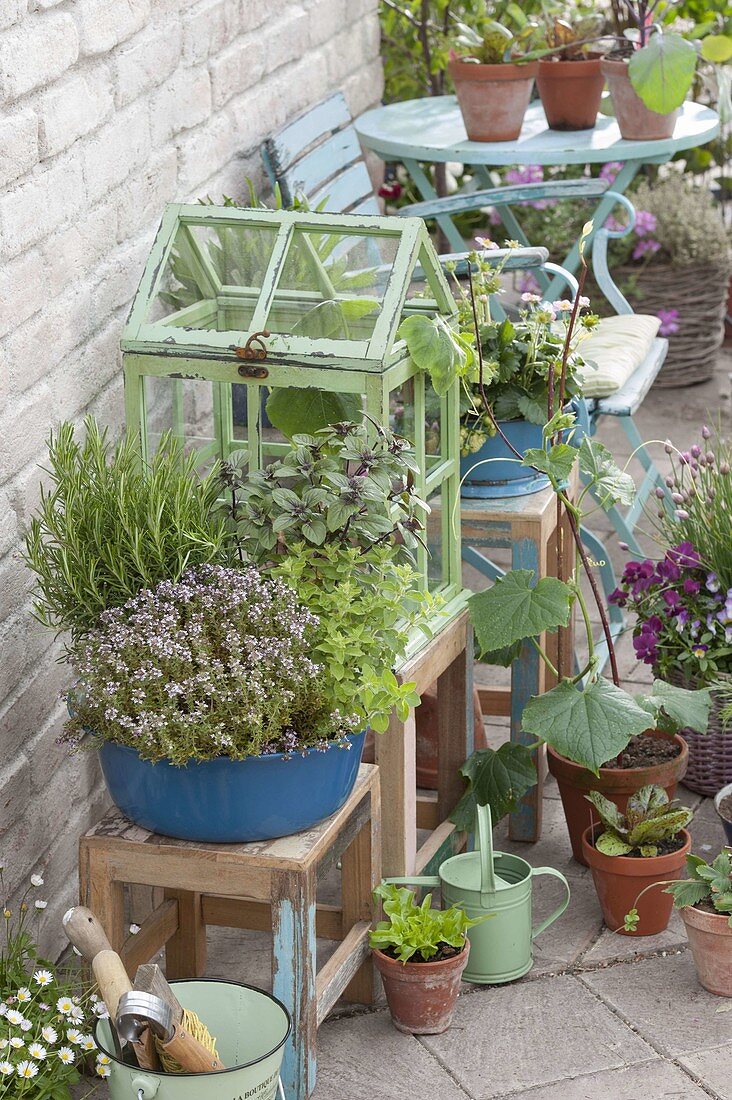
[369,883,485,1035]
[582,784,693,934]
[448,18,540,141]
[25,419,430,843]
[602,1,698,140]
[536,10,608,131]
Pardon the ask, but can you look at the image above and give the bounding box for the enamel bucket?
[388,804,570,983]
[94,980,290,1100]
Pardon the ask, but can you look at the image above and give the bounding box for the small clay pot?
[537,55,604,131]
[449,59,539,142]
[548,731,688,865]
[601,57,680,140]
[681,903,732,997]
[582,823,691,935]
[372,941,470,1034]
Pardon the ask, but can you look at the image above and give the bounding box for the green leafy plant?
[369,883,488,963]
[0,870,106,1096]
[23,418,228,643]
[586,784,693,857]
[625,847,732,931]
[450,225,712,832]
[216,421,435,734]
[608,2,698,113]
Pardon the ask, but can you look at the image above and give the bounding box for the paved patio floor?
[76,348,732,1099]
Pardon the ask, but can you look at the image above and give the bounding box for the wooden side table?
[79,765,381,1100]
[461,484,575,843]
[376,606,474,878]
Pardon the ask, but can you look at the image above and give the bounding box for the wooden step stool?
[79,764,381,1100]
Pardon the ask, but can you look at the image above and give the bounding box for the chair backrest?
[262,92,380,215]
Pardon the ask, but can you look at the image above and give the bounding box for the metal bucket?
[94,980,291,1100]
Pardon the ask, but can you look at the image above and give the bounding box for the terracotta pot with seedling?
[581,784,692,935]
[536,14,607,131]
[449,20,539,141]
[370,884,488,1035]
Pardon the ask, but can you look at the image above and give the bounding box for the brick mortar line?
[575,969,724,1100]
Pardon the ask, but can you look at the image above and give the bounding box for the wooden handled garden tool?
[120,964,224,1073]
[62,906,158,1070]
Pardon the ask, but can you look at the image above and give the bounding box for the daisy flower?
[0,1040,7,1050]
[93,1001,109,1018]
[57,997,74,1015]
[30,874,44,887]
[19,1019,32,1032]
[34,900,48,911]
[34,969,53,987]
[96,1053,111,1066]
[66,1029,83,1045]
[41,1026,58,1044]
[0,1062,12,1076]
[28,1043,46,1061]
[57,1047,75,1064]
[16,1060,38,1079]
[5,1009,23,1025]
[80,1034,96,1052]
[9,1038,24,1050]
[0,1003,7,1015]
[96,1063,111,1078]
[16,988,31,1003]
[69,1005,85,1023]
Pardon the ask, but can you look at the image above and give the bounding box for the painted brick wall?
[0,0,383,958]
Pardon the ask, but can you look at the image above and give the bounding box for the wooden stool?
[376,607,474,878]
[79,765,381,1100]
[461,484,575,843]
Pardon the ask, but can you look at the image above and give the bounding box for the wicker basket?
[616,260,730,388]
[663,669,732,797]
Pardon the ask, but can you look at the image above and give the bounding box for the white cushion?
[575,314,661,398]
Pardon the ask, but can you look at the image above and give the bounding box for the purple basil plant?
[610,542,732,682]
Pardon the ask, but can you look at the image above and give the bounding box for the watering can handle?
[530,867,571,940]
[132,1075,159,1099]
[476,802,496,905]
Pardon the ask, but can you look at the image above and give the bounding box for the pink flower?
[632,238,661,260]
[518,272,541,296]
[634,210,657,236]
[505,164,544,186]
[605,215,625,233]
[378,182,402,201]
[599,161,623,184]
[657,308,680,336]
[475,236,499,251]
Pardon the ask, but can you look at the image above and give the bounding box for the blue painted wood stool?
[79,764,381,1100]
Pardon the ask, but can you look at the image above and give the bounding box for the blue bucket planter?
[97,730,367,842]
[460,419,549,499]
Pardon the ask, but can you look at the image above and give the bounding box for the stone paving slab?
[313,1010,468,1099]
[580,909,688,965]
[419,973,655,1099]
[582,952,731,1057]
[680,1042,732,1099]
[495,1059,713,1100]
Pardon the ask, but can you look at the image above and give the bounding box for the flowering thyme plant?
[610,542,732,682]
[0,872,107,1097]
[65,564,355,764]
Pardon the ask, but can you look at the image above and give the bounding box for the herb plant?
[586,784,693,857]
[216,422,434,734]
[0,871,108,1095]
[65,564,354,763]
[369,883,487,963]
[24,418,228,643]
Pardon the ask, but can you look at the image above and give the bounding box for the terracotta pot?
[681,904,732,997]
[582,823,691,935]
[601,57,680,140]
[548,731,689,865]
[537,55,604,131]
[372,941,470,1034]
[416,686,487,789]
[449,59,539,142]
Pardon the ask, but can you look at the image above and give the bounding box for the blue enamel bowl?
[460,419,550,499]
[98,730,367,842]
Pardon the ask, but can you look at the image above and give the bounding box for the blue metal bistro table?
[355,99,719,298]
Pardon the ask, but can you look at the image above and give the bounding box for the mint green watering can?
[388,804,570,983]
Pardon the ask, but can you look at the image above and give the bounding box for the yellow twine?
[155,1008,220,1074]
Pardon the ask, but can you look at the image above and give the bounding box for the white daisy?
[33,970,53,987]
[56,998,73,1015]
[66,1029,83,1045]
[0,1062,12,1076]
[80,1035,96,1052]
[38,1003,49,1011]
[19,1019,31,1032]
[5,1009,23,1026]
[30,874,44,887]
[0,1039,7,1050]
[16,1060,38,1079]
[93,1001,109,1018]
[16,989,31,1003]
[9,1038,24,1050]
[96,1063,111,1078]
[41,1026,57,1044]
[34,900,47,911]
[96,1054,111,1066]
[57,1047,75,1064]
[28,1043,46,1061]
[0,1003,7,1015]
[69,1005,84,1023]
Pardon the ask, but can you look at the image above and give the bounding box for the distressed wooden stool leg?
[376,708,416,877]
[509,522,548,842]
[164,889,207,978]
[273,868,317,1100]
[79,841,125,950]
[436,624,474,826]
[341,783,381,1004]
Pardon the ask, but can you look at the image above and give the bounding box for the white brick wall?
[0,0,383,959]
